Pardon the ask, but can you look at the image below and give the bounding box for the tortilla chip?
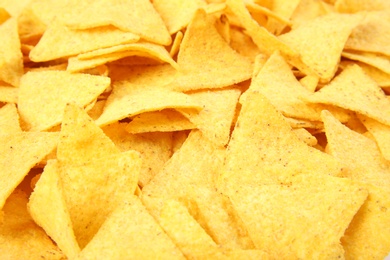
[0,0,30,17]
[103,123,173,187]
[29,21,140,62]
[340,60,390,88]
[229,27,261,61]
[0,103,21,134]
[290,0,330,28]
[173,9,253,91]
[305,64,390,126]
[344,10,390,56]
[18,70,110,131]
[152,0,207,34]
[357,114,390,160]
[342,51,390,74]
[178,88,240,147]
[169,31,184,57]
[226,173,368,259]
[28,160,80,259]
[335,0,390,13]
[292,128,318,146]
[0,18,23,87]
[0,85,18,103]
[299,74,319,92]
[279,12,363,82]
[322,110,390,190]
[264,0,301,35]
[341,184,390,259]
[126,109,196,134]
[0,131,59,210]
[95,80,201,127]
[0,189,65,259]
[0,7,10,24]
[74,196,185,259]
[59,0,171,45]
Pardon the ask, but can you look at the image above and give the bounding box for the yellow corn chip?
[292,128,318,146]
[126,109,196,134]
[226,173,367,259]
[178,88,241,147]
[96,81,201,127]
[340,61,390,88]
[102,123,173,187]
[28,160,81,259]
[0,7,10,24]
[358,114,390,160]
[173,9,253,91]
[1,189,65,259]
[0,131,58,210]
[279,12,363,82]
[264,0,301,35]
[305,64,390,126]
[75,196,185,260]
[59,0,171,46]
[0,18,23,87]
[18,70,110,131]
[152,0,207,34]
[0,85,18,103]
[341,184,390,259]
[0,0,30,17]
[322,110,390,190]
[335,0,390,13]
[290,0,329,28]
[299,74,319,92]
[29,21,140,62]
[342,51,390,74]
[17,5,46,42]
[345,10,390,56]
[229,27,261,61]
[0,103,21,134]
[169,31,184,57]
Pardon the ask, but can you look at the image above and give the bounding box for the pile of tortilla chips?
[1,0,390,259]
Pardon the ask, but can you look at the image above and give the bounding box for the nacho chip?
[95,81,201,127]
[264,0,300,35]
[75,196,185,259]
[342,51,390,74]
[0,85,18,103]
[18,70,110,131]
[0,103,21,134]
[0,18,23,87]
[292,128,318,146]
[0,7,10,24]
[335,0,390,13]
[304,64,390,126]
[29,21,140,62]
[59,0,171,45]
[278,12,363,82]
[28,160,81,259]
[152,0,207,34]
[173,9,253,91]
[357,114,390,160]
[126,109,196,134]
[0,131,58,210]
[0,189,65,259]
[340,60,390,88]
[226,173,367,259]
[169,31,184,57]
[322,110,390,190]
[290,0,330,28]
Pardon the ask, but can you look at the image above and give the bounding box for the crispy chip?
[18,70,110,131]
[0,7,10,24]
[264,0,301,35]
[0,103,21,134]
[29,21,140,62]
[0,85,18,103]
[335,0,390,13]
[279,12,363,82]
[173,9,253,91]
[28,160,80,259]
[342,51,390,74]
[0,18,23,87]
[0,131,58,210]
[1,189,65,259]
[126,109,195,134]
[59,0,171,45]
[304,64,390,126]
[75,196,185,259]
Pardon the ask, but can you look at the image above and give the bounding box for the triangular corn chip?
[226,173,367,259]
[265,0,301,35]
[152,0,207,34]
[345,10,390,56]
[57,103,120,166]
[28,160,80,259]
[1,189,65,259]
[29,21,140,62]
[304,64,390,125]
[335,0,390,13]
[358,114,390,160]
[279,12,363,82]
[18,70,110,131]
[0,131,58,210]
[96,81,201,127]
[0,103,21,135]
[0,85,18,103]
[74,196,185,259]
[0,18,23,87]
[342,51,390,74]
[125,110,196,134]
[59,0,171,45]
[321,110,390,190]
[173,9,253,91]
[178,88,241,147]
